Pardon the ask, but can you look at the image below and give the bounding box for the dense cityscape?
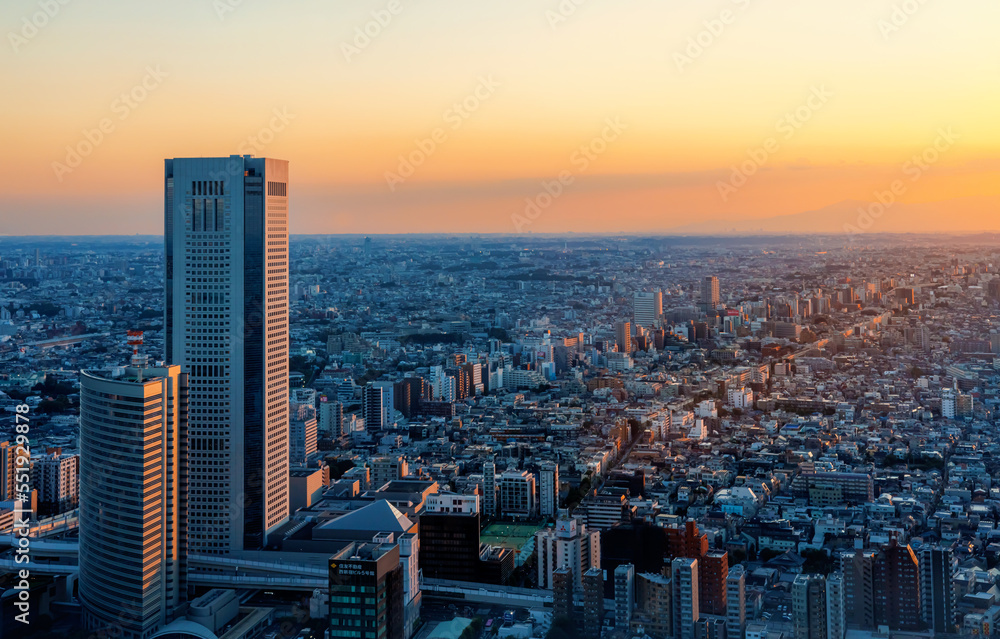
[4,180,1000,639]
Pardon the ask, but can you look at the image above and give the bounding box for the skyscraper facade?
[701,276,720,310]
[318,398,344,437]
[615,320,632,354]
[33,448,78,516]
[826,571,846,639]
[536,513,601,592]
[79,365,188,639]
[873,541,922,631]
[672,557,699,639]
[792,574,827,639]
[539,460,559,519]
[329,542,404,639]
[920,544,957,634]
[726,565,747,639]
[363,383,387,431]
[633,291,663,328]
[614,563,635,631]
[164,155,290,552]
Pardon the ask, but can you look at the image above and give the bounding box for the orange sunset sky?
[2,0,999,235]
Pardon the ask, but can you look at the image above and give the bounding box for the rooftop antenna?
[127,330,147,382]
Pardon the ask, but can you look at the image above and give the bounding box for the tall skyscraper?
[700,550,729,616]
[920,544,957,634]
[539,460,560,519]
[536,512,601,592]
[615,320,632,354]
[614,563,635,631]
[726,565,747,639]
[164,156,290,552]
[482,461,497,519]
[633,291,663,328]
[364,383,387,431]
[792,574,827,639]
[826,571,846,639]
[583,567,605,639]
[671,557,699,639]
[79,364,187,639]
[701,276,720,310]
[841,550,875,630]
[873,540,922,631]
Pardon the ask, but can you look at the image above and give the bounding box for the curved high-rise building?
[79,365,187,639]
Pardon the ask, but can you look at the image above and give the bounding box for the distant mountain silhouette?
[668,195,1000,235]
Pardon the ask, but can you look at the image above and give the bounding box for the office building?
[727,565,747,639]
[370,456,410,491]
[942,387,957,419]
[364,383,388,431]
[536,513,601,592]
[393,377,424,419]
[329,541,404,639]
[164,155,290,552]
[841,550,875,630]
[920,544,957,634]
[539,461,559,519]
[614,563,635,631]
[498,469,536,520]
[873,540,922,631]
[633,291,663,328]
[671,557,699,639]
[583,567,604,639]
[79,364,187,639]
[313,501,421,637]
[420,493,481,582]
[700,550,729,616]
[826,572,845,639]
[615,321,632,354]
[552,567,573,620]
[636,572,672,639]
[482,461,497,519]
[289,415,318,466]
[792,574,827,639]
[702,276,720,310]
[318,399,344,437]
[33,448,78,516]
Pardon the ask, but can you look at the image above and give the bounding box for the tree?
[547,616,577,639]
[801,548,835,574]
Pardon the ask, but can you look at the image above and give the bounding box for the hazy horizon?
[2,1,999,235]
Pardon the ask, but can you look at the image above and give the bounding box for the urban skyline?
[3,3,1000,639]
